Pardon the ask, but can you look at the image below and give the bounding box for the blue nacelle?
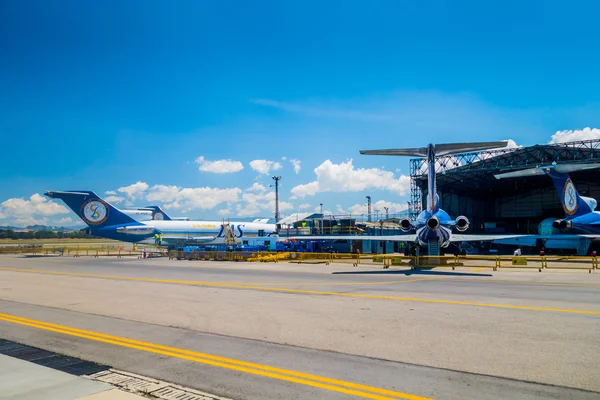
[554,211,600,234]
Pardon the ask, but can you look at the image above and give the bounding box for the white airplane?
[120,206,189,221]
[288,141,524,252]
[45,191,277,247]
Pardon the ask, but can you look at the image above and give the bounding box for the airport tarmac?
[0,254,599,399]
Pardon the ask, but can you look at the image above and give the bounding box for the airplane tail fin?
[143,205,172,221]
[544,167,593,218]
[494,163,600,218]
[45,191,139,227]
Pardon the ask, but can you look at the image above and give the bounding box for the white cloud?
[247,183,268,193]
[289,159,301,174]
[195,156,244,174]
[290,181,320,198]
[473,139,522,162]
[218,208,231,216]
[234,190,292,217]
[249,159,282,175]
[118,182,149,201]
[0,193,70,226]
[347,200,408,216]
[299,203,312,209]
[281,156,287,161]
[105,195,125,205]
[56,217,73,225]
[266,200,293,212]
[145,185,242,212]
[251,98,390,121]
[105,190,116,195]
[549,127,600,144]
[235,202,263,217]
[290,159,411,198]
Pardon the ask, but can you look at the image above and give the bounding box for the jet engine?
[552,220,572,230]
[426,216,440,230]
[399,218,413,232]
[455,216,470,232]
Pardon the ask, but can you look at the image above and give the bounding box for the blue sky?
[2,1,600,226]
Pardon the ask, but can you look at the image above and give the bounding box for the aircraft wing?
[495,234,600,241]
[283,235,418,242]
[449,234,526,242]
[282,234,524,243]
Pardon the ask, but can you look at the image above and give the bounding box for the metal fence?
[0,245,166,258]
[168,251,599,272]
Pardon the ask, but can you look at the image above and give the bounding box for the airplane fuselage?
[91,220,277,246]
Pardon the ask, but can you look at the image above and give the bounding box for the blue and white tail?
[45,191,139,227]
[494,163,600,218]
[143,205,172,221]
[543,167,593,218]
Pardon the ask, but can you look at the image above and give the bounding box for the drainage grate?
[0,339,110,376]
[0,339,228,400]
[87,369,229,400]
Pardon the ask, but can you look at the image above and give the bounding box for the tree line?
[0,229,94,240]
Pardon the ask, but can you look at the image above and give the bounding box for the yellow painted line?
[0,267,436,287]
[2,267,599,315]
[273,278,444,287]
[0,313,429,400]
[469,267,488,272]
[444,278,600,289]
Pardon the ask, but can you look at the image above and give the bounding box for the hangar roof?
[410,139,600,194]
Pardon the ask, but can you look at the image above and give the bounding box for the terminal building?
[280,138,600,255]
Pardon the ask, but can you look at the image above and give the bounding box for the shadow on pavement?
[331,269,493,277]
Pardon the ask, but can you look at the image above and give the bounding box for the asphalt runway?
[1,255,599,399]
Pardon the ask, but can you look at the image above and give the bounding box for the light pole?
[366,196,372,222]
[384,206,389,220]
[319,203,323,234]
[271,176,281,222]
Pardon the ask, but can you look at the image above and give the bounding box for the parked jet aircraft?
[45,191,277,246]
[495,163,600,235]
[121,205,185,221]
[289,141,523,251]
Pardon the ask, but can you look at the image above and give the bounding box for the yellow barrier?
[163,250,598,272]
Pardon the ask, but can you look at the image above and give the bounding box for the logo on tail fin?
[82,199,109,225]
[563,179,578,215]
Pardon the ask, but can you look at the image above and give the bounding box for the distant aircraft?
[45,191,277,247]
[495,163,600,235]
[120,206,190,221]
[289,141,522,252]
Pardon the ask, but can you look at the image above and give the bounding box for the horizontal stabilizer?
[494,163,600,180]
[360,141,509,157]
[360,148,428,157]
[434,141,509,156]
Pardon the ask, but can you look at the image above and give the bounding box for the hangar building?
[409,138,600,236]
